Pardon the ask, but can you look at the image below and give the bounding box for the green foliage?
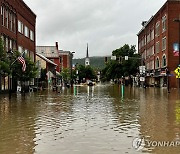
[73,65,97,82]
[0,38,37,81]
[40,68,47,81]
[0,38,10,76]
[102,44,140,81]
[60,68,71,82]
[11,52,38,81]
[73,56,106,70]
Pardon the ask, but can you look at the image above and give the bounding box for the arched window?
[162,55,167,67]
[156,57,160,69]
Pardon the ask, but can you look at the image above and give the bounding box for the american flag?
[18,56,26,72]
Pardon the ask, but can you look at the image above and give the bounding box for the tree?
[11,52,38,81]
[101,44,140,81]
[0,38,10,76]
[60,68,71,83]
[73,65,97,82]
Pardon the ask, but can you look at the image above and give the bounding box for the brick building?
[59,50,73,71]
[137,0,180,88]
[0,0,36,92]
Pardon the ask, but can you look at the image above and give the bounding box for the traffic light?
[119,56,122,64]
[105,57,108,63]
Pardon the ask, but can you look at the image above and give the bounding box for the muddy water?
[0,84,180,154]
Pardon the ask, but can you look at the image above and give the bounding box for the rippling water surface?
[0,84,180,154]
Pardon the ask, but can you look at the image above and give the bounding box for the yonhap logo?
[132,137,180,151]
[132,137,145,151]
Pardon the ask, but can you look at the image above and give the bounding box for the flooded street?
[0,84,180,154]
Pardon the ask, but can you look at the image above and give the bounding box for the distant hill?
[73,56,107,70]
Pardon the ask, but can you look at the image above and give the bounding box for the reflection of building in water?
[0,96,37,153]
[138,88,180,153]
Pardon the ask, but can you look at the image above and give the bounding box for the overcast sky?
[24,0,166,58]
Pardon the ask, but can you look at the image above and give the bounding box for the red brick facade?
[0,0,36,91]
[0,0,36,60]
[138,0,180,88]
[59,51,73,71]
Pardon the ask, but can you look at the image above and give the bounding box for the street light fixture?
[173,17,180,91]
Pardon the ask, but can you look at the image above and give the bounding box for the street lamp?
[173,17,180,91]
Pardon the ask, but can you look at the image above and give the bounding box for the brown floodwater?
[0,84,180,154]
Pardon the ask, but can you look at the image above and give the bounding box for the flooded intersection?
[0,84,180,154]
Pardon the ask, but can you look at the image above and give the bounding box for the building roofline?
[36,53,57,66]
[137,0,171,36]
[20,0,36,17]
[137,16,154,36]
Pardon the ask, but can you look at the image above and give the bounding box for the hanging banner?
[173,43,179,56]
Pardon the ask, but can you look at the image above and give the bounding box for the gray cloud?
[24,0,166,58]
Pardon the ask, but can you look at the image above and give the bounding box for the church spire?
[85,43,90,66]
[86,43,89,58]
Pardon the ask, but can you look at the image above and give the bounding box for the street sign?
[111,56,116,60]
[139,66,146,74]
[174,67,180,78]
[125,56,128,60]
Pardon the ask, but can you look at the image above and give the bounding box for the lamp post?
[174,17,180,91]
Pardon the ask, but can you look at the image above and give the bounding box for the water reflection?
[0,85,180,154]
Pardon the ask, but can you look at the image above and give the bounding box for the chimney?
[55,42,58,50]
[141,21,147,27]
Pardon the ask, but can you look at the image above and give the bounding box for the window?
[152,45,154,55]
[151,60,154,70]
[162,37,166,51]
[1,5,4,26]
[30,30,34,41]
[24,49,29,57]
[5,37,8,51]
[18,46,23,54]
[147,33,150,43]
[162,15,167,32]
[24,26,29,37]
[156,57,160,69]
[155,21,160,36]
[162,55,167,67]
[5,9,8,28]
[18,20,21,32]
[155,41,160,53]
[9,12,12,31]
[18,20,24,34]
[151,29,154,40]
[9,39,12,49]
[13,15,16,33]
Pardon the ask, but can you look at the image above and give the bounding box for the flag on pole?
[18,56,26,72]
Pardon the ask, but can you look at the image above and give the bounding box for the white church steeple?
[85,43,90,66]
